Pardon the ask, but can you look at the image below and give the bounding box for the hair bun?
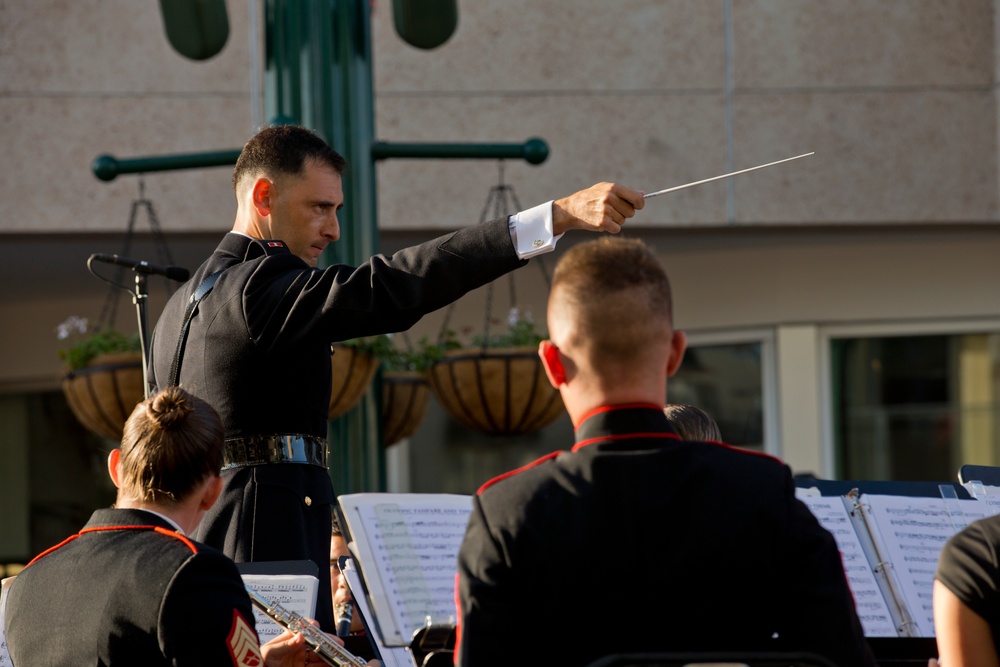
[148,387,194,429]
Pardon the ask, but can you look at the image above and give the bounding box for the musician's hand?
[260,629,307,667]
[552,183,645,236]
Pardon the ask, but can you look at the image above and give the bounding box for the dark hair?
[232,124,348,193]
[332,513,344,537]
[664,403,722,442]
[118,386,225,505]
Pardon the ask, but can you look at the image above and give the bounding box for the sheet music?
[240,574,319,643]
[963,482,1000,516]
[342,555,411,667]
[862,494,989,637]
[338,493,472,646]
[0,576,14,667]
[798,496,898,636]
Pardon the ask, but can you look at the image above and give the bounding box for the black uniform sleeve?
[158,549,261,666]
[243,218,526,348]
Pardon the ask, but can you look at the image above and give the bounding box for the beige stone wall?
[1,0,254,234]
[372,0,999,229]
[4,1,997,236]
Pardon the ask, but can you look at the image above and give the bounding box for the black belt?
[223,434,329,470]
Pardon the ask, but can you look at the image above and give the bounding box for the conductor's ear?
[251,178,274,217]
[539,339,567,387]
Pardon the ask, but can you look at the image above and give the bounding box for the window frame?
[819,317,1000,479]
[680,327,779,457]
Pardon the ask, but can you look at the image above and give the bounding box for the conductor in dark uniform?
[4,387,313,667]
[455,238,877,667]
[147,124,645,631]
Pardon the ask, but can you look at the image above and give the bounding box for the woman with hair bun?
[3,386,332,666]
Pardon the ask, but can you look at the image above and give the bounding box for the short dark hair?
[118,386,225,505]
[232,124,348,193]
[663,404,722,442]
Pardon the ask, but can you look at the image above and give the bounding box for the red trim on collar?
[477,450,562,495]
[573,431,680,452]
[26,524,198,567]
[574,402,665,428]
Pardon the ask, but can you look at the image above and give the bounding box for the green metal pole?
[326,0,385,495]
[91,150,242,181]
[265,0,384,495]
[91,138,548,181]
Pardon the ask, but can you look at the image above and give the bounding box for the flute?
[245,585,368,667]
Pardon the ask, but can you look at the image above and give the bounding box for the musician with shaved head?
[455,237,876,667]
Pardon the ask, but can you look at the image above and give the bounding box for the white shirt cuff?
[508,201,564,259]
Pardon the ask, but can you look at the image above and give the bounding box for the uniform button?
[305,496,312,506]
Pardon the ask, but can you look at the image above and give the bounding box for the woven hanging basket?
[328,345,379,419]
[426,346,565,436]
[381,371,431,446]
[61,352,145,441]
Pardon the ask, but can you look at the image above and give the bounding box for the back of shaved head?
[549,237,673,378]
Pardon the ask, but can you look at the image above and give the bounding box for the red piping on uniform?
[26,534,81,566]
[477,450,561,495]
[26,524,198,567]
[572,431,680,451]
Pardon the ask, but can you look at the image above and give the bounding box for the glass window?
[0,390,116,567]
[832,332,1000,480]
[670,341,765,451]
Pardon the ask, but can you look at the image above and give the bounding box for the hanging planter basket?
[426,346,564,436]
[328,345,379,419]
[382,370,431,446]
[61,351,145,441]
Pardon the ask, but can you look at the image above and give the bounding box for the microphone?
[89,253,190,282]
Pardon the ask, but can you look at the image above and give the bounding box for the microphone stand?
[129,270,152,400]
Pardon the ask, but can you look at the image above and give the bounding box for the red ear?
[540,340,567,386]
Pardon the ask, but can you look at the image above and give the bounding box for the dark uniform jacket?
[148,221,524,630]
[456,404,877,667]
[4,508,261,667]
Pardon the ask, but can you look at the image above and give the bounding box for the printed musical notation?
[862,495,990,637]
[799,491,1000,639]
[239,574,318,643]
[338,493,472,647]
[798,496,898,637]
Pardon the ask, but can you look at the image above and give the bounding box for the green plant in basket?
[471,307,545,349]
[56,316,142,371]
[342,333,461,372]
